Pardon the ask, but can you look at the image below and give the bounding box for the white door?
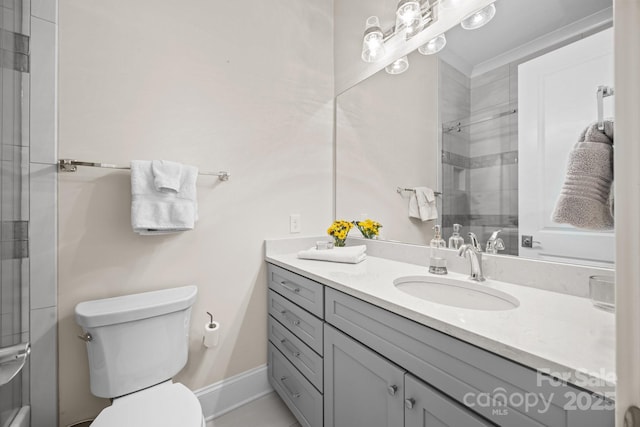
[615,2,640,425]
[518,28,614,267]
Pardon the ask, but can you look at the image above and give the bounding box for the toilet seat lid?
[91,381,203,427]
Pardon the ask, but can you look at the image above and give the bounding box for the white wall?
[57,1,333,425]
[335,51,439,245]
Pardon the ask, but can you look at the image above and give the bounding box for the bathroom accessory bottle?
[448,223,465,249]
[429,225,447,275]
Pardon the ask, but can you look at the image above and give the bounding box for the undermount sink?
[394,275,519,311]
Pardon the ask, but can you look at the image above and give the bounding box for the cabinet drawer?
[269,290,323,355]
[269,315,323,392]
[268,264,324,318]
[269,343,323,427]
[325,288,614,427]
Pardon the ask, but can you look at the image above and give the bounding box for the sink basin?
[394,275,519,311]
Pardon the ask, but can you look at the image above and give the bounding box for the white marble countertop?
[265,252,615,398]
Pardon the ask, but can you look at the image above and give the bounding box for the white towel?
[152,160,183,193]
[131,160,199,235]
[297,245,367,264]
[408,187,437,221]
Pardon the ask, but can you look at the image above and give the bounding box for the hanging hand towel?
[297,245,367,264]
[551,120,614,230]
[408,187,437,221]
[152,160,183,193]
[131,160,199,234]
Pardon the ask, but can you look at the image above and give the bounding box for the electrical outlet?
[289,214,301,233]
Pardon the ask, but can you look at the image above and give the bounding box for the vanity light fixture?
[418,33,447,55]
[360,0,436,63]
[385,56,409,75]
[361,16,386,63]
[460,2,496,30]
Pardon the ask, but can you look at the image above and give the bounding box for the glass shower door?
[0,0,31,426]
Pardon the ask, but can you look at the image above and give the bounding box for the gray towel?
[552,120,614,230]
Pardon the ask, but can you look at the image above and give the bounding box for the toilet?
[75,285,204,427]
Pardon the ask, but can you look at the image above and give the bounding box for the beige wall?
[335,51,439,245]
[57,1,333,425]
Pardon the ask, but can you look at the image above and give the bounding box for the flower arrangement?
[353,219,382,239]
[327,220,353,247]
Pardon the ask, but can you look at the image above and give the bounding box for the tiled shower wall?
[467,65,519,255]
[440,60,519,255]
[0,0,30,424]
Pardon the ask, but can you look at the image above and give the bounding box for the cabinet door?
[324,324,405,427]
[405,374,495,427]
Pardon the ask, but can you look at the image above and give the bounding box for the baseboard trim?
[195,365,273,421]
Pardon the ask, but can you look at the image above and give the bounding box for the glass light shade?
[385,56,409,75]
[396,0,423,39]
[361,16,386,63]
[460,3,496,30]
[418,33,447,55]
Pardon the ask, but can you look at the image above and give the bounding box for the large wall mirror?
[336,0,614,268]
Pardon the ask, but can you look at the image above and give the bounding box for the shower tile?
[29,163,56,309]
[471,65,510,89]
[30,306,58,427]
[470,76,510,112]
[30,17,56,163]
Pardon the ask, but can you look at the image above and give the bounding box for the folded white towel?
[131,160,199,234]
[408,187,437,221]
[297,245,367,264]
[152,160,183,193]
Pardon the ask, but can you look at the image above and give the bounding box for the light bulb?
[460,3,496,30]
[396,0,423,39]
[361,16,386,63]
[418,33,447,55]
[385,56,409,75]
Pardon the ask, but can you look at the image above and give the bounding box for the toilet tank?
[75,286,198,398]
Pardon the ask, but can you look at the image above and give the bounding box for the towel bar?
[397,187,442,196]
[58,159,230,181]
[596,85,614,131]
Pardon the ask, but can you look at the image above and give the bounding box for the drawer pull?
[279,281,301,293]
[280,310,301,326]
[405,398,415,410]
[280,339,301,358]
[387,385,398,396]
[280,376,301,398]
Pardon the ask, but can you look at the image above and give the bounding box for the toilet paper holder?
[203,312,220,348]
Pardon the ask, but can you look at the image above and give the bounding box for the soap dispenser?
[429,225,447,275]
[448,223,465,249]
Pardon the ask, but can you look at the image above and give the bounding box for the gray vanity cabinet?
[324,324,405,427]
[266,263,614,427]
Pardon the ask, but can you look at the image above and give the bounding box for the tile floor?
[206,392,300,427]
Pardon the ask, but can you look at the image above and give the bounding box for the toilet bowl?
[75,286,203,426]
[90,381,205,427]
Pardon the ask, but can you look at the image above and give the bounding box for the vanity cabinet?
[266,263,614,427]
[324,324,404,427]
[267,264,325,427]
[324,324,492,427]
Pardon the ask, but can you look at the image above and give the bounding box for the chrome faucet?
[458,233,485,282]
[485,229,505,255]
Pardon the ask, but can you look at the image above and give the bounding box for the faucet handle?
[467,232,482,251]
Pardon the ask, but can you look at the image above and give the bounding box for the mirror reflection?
[336,0,614,268]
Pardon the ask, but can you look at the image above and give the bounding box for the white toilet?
[75,285,204,427]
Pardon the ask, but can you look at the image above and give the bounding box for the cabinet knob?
[387,385,398,396]
[405,398,415,409]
